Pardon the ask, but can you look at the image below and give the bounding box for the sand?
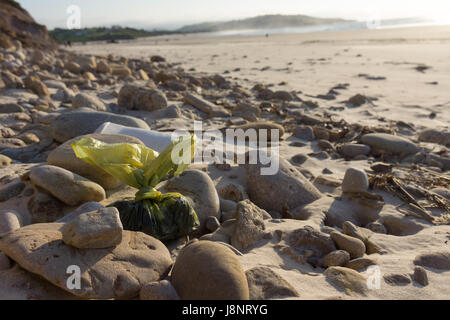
[67,25,450,300]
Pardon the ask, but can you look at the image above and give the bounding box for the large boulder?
[47,133,144,190]
[0,223,173,299]
[50,111,150,143]
[245,158,321,213]
[171,241,249,300]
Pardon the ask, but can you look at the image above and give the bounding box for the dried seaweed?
[369,166,450,224]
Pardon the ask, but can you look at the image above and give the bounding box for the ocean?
[198,17,440,38]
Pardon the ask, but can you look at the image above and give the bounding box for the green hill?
[49,26,177,43]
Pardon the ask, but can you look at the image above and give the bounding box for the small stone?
[72,93,107,111]
[293,125,315,141]
[412,266,429,286]
[231,200,267,252]
[324,266,368,295]
[273,90,294,101]
[342,221,367,243]
[24,76,49,97]
[418,129,450,147]
[245,266,300,299]
[341,144,371,158]
[151,55,166,62]
[413,252,450,270]
[29,165,106,206]
[291,154,308,165]
[361,133,419,155]
[140,280,180,300]
[318,139,334,150]
[0,210,21,236]
[61,208,123,249]
[96,60,112,73]
[345,257,377,271]
[118,84,168,111]
[288,226,336,259]
[206,216,220,233]
[348,94,367,106]
[112,66,132,77]
[314,175,341,187]
[216,182,248,202]
[0,154,12,166]
[330,231,366,259]
[370,162,392,173]
[0,103,24,113]
[384,273,411,286]
[322,250,351,267]
[366,222,387,234]
[342,168,369,193]
[184,93,230,117]
[65,61,82,74]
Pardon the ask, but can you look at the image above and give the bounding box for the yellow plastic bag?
[71,134,200,241]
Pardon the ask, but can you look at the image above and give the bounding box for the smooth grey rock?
[361,133,419,155]
[341,144,371,158]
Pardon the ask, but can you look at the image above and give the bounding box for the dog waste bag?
[71,134,199,241]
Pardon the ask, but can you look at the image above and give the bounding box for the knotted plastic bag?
[71,134,200,241]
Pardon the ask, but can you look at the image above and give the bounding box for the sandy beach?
[1,7,449,301]
[74,25,450,129]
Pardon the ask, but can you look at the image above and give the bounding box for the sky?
[17,0,450,30]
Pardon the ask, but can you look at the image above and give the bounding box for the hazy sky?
[17,0,450,30]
